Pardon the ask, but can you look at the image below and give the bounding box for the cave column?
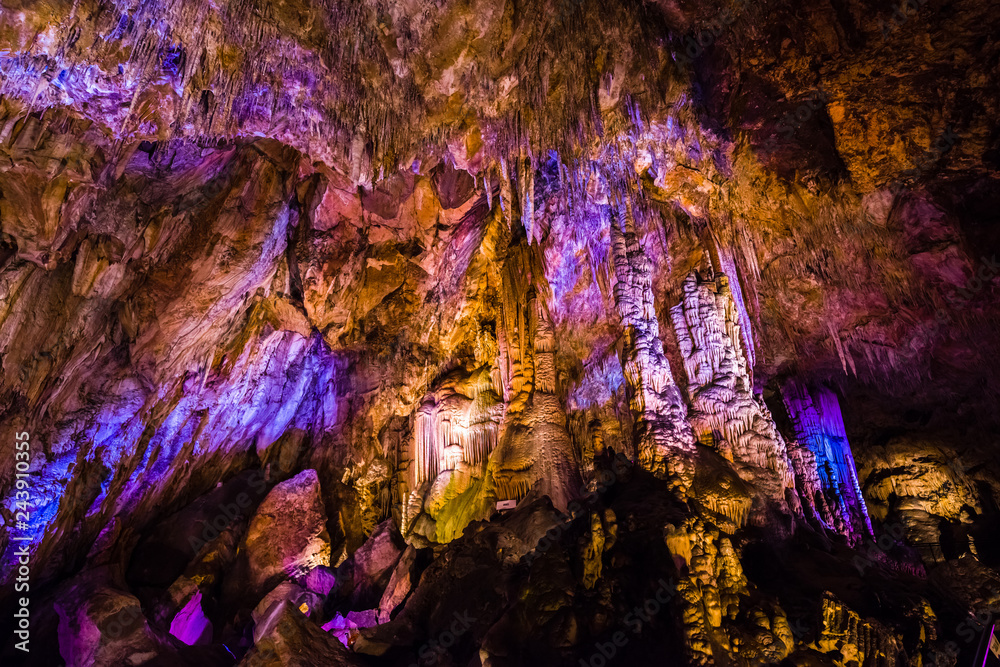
[608,203,696,493]
[669,272,793,489]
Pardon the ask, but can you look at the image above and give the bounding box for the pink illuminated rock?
[168,590,212,646]
[322,609,379,647]
[0,2,998,666]
[54,571,179,666]
[301,565,339,597]
[377,545,421,622]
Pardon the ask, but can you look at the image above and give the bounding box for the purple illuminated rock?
[239,602,363,667]
[54,572,179,666]
[782,380,873,543]
[322,609,379,647]
[300,565,339,597]
[169,590,212,646]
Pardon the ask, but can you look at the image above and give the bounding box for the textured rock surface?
[329,517,405,610]
[376,545,421,623]
[239,602,362,667]
[611,210,698,491]
[242,469,331,595]
[783,380,874,543]
[1,0,999,664]
[52,568,188,666]
[672,273,790,482]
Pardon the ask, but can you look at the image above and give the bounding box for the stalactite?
[782,380,874,543]
[499,243,545,409]
[520,150,535,244]
[499,156,515,231]
[411,404,440,488]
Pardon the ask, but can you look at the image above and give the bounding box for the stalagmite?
[488,281,579,511]
[609,202,696,492]
[2,3,996,665]
[814,593,907,666]
[670,272,793,492]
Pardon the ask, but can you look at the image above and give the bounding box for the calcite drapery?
[396,223,580,544]
[2,0,998,661]
[782,380,874,542]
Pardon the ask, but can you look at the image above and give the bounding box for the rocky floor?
[3,447,998,666]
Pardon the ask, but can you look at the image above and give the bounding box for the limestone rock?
[239,602,363,667]
[610,209,696,491]
[332,517,405,609]
[671,272,792,488]
[377,545,422,622]
[54,572,181,667]
[243,470,331,594]
[252,582,323,642]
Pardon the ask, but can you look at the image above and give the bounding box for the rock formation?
[1,0,1000,665]
[783,380,874,543]
[610,206,697,491]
